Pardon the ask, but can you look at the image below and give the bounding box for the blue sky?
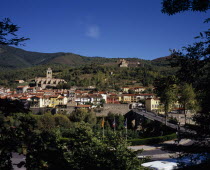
[1,0,209,60]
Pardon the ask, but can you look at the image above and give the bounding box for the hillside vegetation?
[0,45,172,68]
[0,45,177,89]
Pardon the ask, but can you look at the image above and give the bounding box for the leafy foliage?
[162,0,210,15]
[0,18,29,46]
[0,113,146,169]
[154,76,178,123]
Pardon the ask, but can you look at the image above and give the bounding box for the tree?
[36,113,56,131]
[161,0,210,167]
[0,18,29,46]
[162,0,210,15]
[161,0,210,119]
[63,122,145,170]
[54,114,71,128]
[128,89,135,94]
[154,76,178,124]
[70,108,97,127]
[116,114,125,130]
[1,113,146,169]
[179,83,198,124]
[70,109,89,122]
[0,113,38,169]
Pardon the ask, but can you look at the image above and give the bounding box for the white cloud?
[86,25,100,39]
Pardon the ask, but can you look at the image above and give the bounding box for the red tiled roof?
[27,87,34,89]
[17,86,25,89]
[98,91,106,94]
[20,97,29,100]
[30,93,44,96]
[49,95,59,98]
[122,94,136,96]
[173,108,185,110]
[133,87,145,89]
[76,105,91,108]
[88,94,102,98]
[138,93,153,96]
[32,96,42,99]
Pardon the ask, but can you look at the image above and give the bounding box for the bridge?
[132,108,195,134]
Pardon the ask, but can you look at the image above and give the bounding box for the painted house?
[89,94,103,105]
[107,94,120,104]
[30,96,44,108]
[16,86,29,94]
[75,95,91,105]
[145,98,160,112]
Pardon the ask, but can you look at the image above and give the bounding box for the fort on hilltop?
[118,59,141,68]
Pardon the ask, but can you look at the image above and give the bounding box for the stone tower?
[46,68,52,79]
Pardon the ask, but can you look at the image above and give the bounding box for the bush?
[128,133,177,145]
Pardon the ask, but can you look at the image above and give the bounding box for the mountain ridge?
[0,45,169,69]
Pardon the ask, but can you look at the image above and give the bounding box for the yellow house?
[49,95,60,108]
[57,96,68,105]
[122,87,130,93]
[146,98,184,114]
[122,94,137,103]
[145,98,161,112]
[132,87,146,93]
[48,95,68,108]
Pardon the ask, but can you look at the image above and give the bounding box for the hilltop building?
[118,59,141,68]
[118,59,129,67]
[35,68,66,89]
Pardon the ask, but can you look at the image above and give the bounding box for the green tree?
[117,114,125,130]
[128,89,135,94]
[161,0,210,131]
[70,108,96,126]
[179,83,198,124]
[85,110,97,127]
[0,113,38,169]
[63,122,145,170]
[54,114,71,128]
[154,76,178,124]
[36,113,56,131]
[70,109,89,122]
[0,18,29,45]
[161,1,210,168]
[162,0,210,15]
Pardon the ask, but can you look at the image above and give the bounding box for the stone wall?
[56,106,75,115]
[30,106,75,115]
[30,104,130,116]
[30,107,56,115]
[96,104,130,116]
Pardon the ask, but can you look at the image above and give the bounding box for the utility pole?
[125,118,128,141]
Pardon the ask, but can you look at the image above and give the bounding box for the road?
[129,139,193,160]
[12,153,26,170]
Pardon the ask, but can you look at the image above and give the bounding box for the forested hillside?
[0,45,172,68]
[0,45,177,89]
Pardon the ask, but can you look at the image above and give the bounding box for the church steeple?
[46,68,52,79]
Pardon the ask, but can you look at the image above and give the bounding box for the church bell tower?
[46,68,52,79]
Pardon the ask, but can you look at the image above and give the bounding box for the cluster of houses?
[0,68,191,123]
[0,85,185,114]
[0,85,154,108]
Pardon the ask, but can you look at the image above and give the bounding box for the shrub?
[128,133,177,145]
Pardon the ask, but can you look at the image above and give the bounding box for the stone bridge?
[132,108,195,134]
